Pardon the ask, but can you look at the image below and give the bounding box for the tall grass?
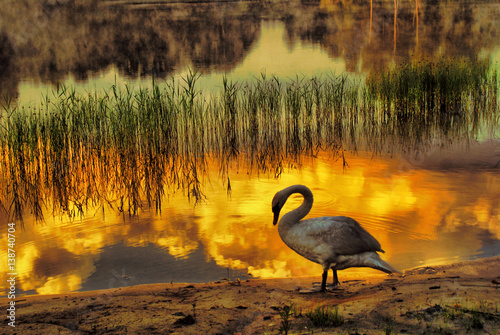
[0,58,498,221]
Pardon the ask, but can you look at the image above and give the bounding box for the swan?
[272,184,400,292]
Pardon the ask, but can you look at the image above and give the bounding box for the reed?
[0,58,498,221]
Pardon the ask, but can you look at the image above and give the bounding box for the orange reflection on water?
[1,148,499,296]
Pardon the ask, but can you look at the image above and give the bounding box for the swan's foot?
[312,282,341,288]
[311,282,342,291]
[327,282,341,289]
[299,286,340,293]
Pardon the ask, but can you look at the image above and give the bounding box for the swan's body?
[272,184,400,292]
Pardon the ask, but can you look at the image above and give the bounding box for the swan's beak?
[273,211,279,225]
[272,205,281,225]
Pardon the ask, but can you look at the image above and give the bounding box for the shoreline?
[2,256,499,334]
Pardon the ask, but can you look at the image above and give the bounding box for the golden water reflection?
[1,144,499,296]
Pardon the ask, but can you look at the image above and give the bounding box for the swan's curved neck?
[279,185,314,231]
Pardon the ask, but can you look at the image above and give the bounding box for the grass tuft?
[306,305,344,329]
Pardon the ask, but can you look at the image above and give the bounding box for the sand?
[2,256,499,334]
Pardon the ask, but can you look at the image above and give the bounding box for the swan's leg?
[332,269,340,288]
[321,270,328,292]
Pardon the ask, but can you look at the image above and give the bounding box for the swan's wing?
[300,216,383,256]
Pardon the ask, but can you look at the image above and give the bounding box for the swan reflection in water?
[272,184,400,292]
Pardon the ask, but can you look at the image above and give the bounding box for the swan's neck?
[278,185,314,235]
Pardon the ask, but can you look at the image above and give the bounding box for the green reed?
[0,58,498,221]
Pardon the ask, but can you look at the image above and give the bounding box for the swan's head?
[272,185,311,225]
[271,191,286,225]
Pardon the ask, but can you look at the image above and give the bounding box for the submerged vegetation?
[0,58,498,221]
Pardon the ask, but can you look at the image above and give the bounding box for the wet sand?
[2,256,499,334]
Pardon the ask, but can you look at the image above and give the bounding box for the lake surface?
[0,0,499,296]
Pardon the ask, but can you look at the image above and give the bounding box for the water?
[2,145,499,296]
[0,0,499,296]
[4,0,500,105]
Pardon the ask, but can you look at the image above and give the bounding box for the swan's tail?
[372,257,401,274]
[334,252,401,274]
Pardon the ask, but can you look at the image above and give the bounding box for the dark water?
[0,0,499,296]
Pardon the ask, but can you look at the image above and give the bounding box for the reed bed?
[0,59,498,221]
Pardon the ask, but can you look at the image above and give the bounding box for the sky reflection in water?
[1,145,499,296]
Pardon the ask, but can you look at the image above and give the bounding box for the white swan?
[272,184,400,292]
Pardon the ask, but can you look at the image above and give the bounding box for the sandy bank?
[2,256,499,334]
